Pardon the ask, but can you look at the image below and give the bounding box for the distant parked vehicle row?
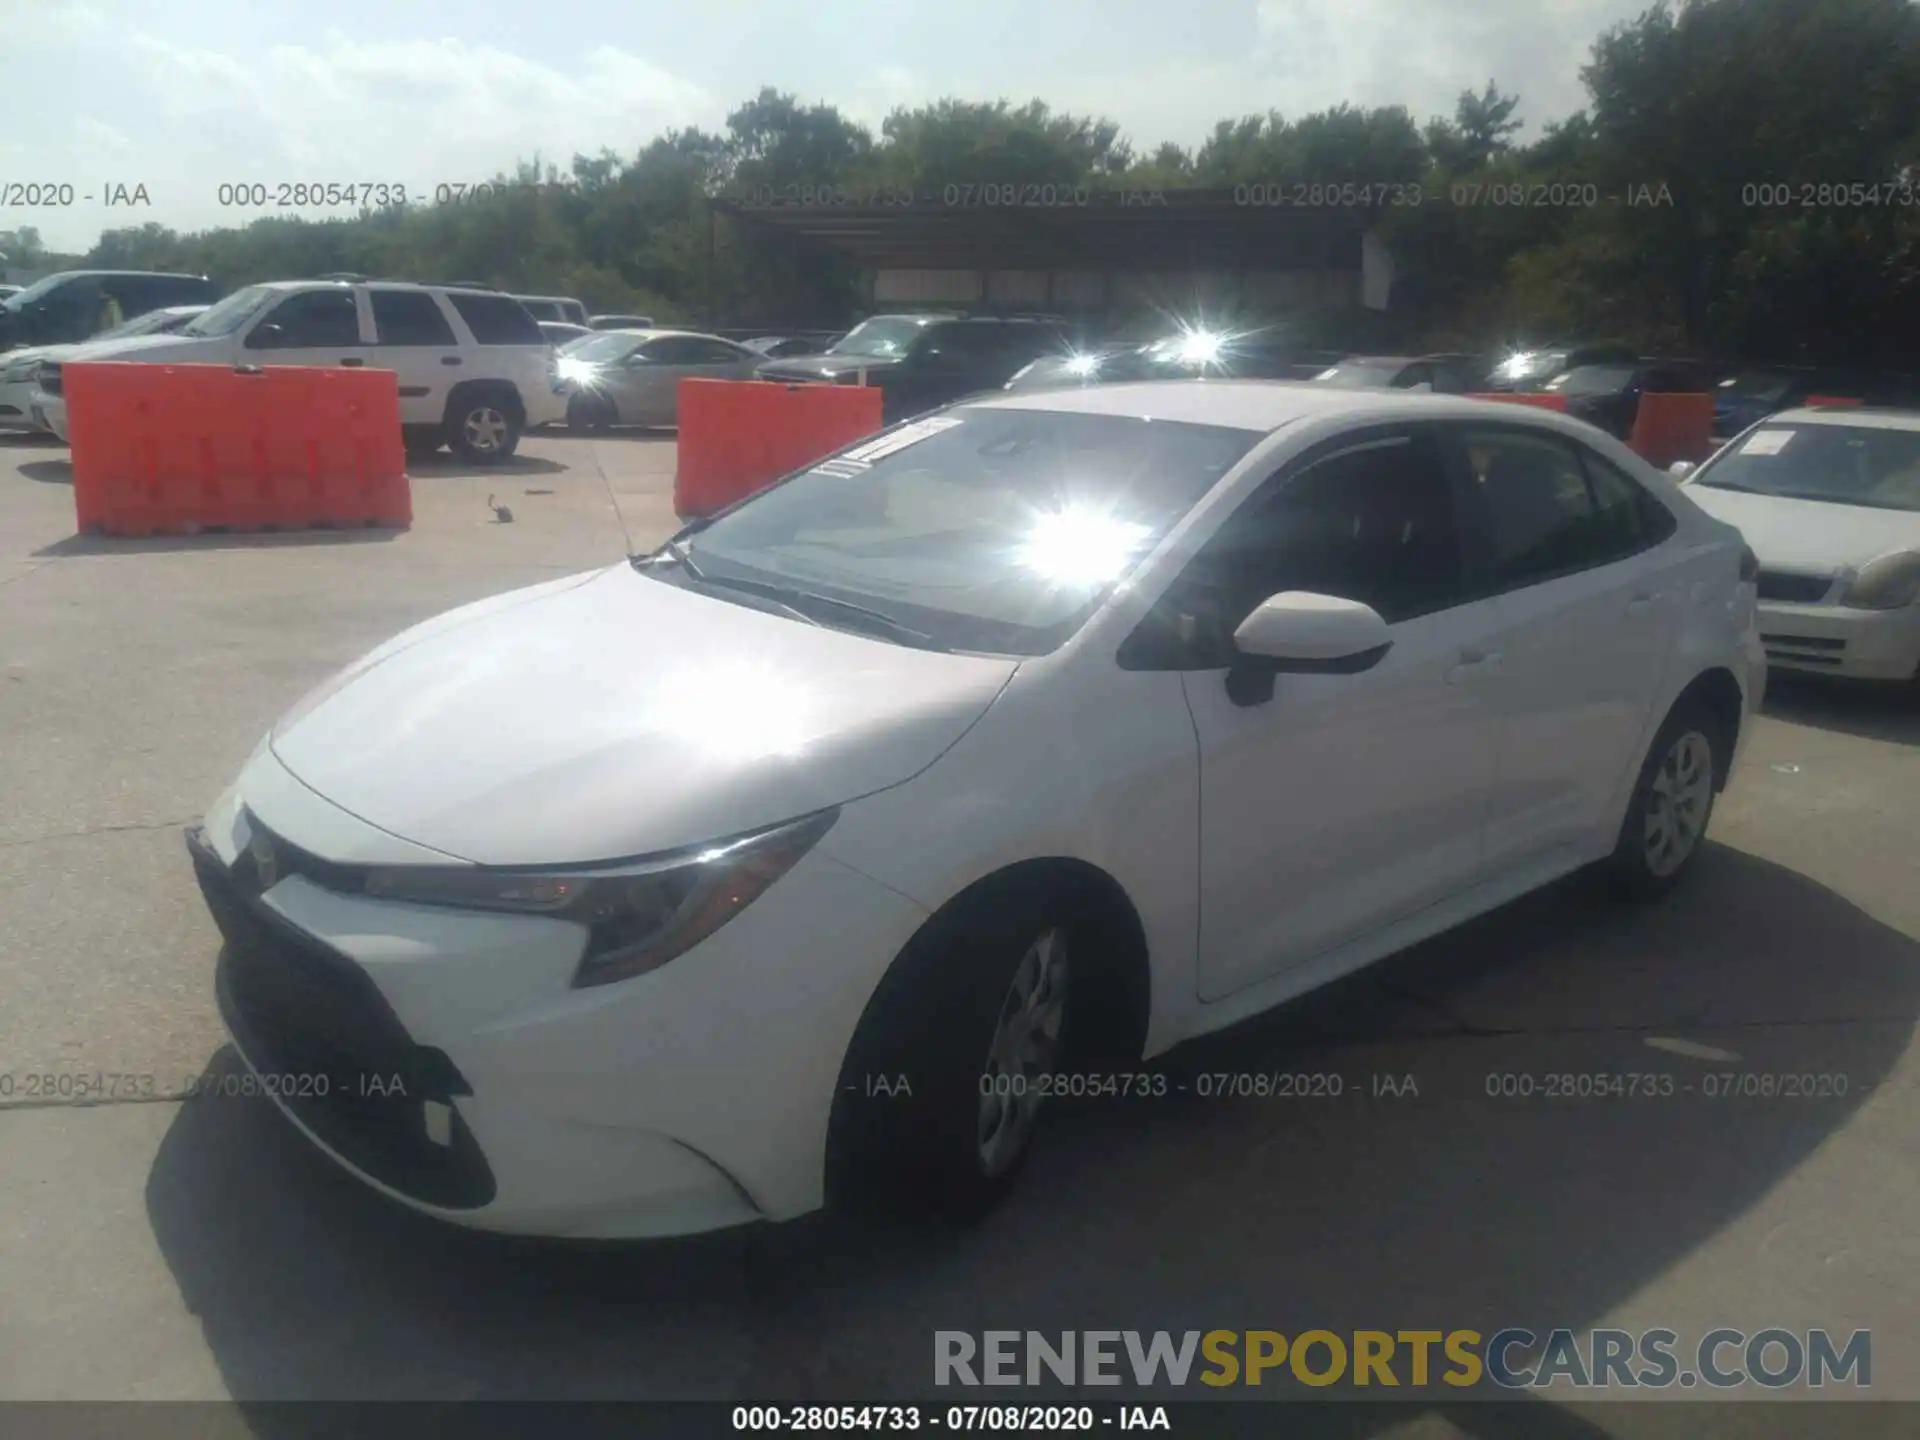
[590,313,656,330]
[0,303,206,431]
[513,294,589,327]
[0,270,217,352]
[1486,341,1639,392]
[556,329,761,430]
[1542,361,1715,440]
[538,320,593,348]
[758,313,1070,421]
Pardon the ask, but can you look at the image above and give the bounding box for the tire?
[827,880,1081,1222]
[446,391,522,463]
[1607,700,1720,899]
[566,393,613,434]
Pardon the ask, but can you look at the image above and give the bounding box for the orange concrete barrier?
[1627,391,1715,467]
[67,362,410,537]
[675,378,884,519]
[1466,392,1570,412]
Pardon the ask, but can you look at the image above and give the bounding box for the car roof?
[1760,406,1920,431]
[980,379,1576,433]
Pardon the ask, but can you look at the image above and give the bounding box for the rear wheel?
[1608,701,1719,898]
[566,393,613,433]
[827,881,1078,1222]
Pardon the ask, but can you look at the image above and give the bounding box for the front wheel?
[447,396,522,463]
[827,883,1077,1222]
[1608,703,1719,898]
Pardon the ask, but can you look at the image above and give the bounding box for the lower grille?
[1755,570,1834,603]
[1764,649,1843,667]
[1761,633,1846,651]
[189,828,496,1209]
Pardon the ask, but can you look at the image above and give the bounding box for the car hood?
[756,353,902,382]
[1684,485,1920,572]
[267,564,1018,866]
[56,333,221,364]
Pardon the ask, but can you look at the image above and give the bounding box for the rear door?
[368,288,463,425]
[618,335,712,425]
[1440,423,1684,870]
[658,337,760,423]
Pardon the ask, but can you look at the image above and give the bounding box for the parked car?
[0,270,217,353]
[0,304,206,432]
[1678,406,1920,681]
[743,335,831,359]
[539,321,592,348]
[1710,367,1920,438]
[512,295,589,327]
[1312,354,1485,393]
[185,383,1761,1237]
[30,280,564,461]
[1541,361,1715,440]
[555,329,760,429]
[1008,330,1351,392]
[589,314,657,331]
[755,314,1068,421]
[1486,341,1639,392]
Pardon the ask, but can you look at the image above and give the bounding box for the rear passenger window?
[448,293,544,345]
[1456,429,1631,589]
[371,290,457,346]
[1580,448,1678,548]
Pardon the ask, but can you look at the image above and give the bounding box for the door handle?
[339,357,364,367]
[1625,594,1657,619]
[440,356,462,366]
[1445,650,1502,685]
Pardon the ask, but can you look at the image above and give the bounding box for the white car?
[32,281,565,461]
[555,329,761,429]
[1679,407,1920,681]
[0,304,206,432]
[187,384,1764,1238]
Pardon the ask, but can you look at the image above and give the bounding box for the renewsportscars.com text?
[934,1328,1871,1390]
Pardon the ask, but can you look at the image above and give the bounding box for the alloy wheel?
[1643,730,1713,877]
[976,927,1069,1177]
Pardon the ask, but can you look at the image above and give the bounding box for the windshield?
[668,407,1260,655]
[181,286,276,337]
[1315,363,1404,388]
[1547,365,1638,395]
[96,308,196,341]
[1694,423,1920,512]
[828,317,931,358]
[1717,371,1795,401]
[0,274,75,312]
[563,331,647,362]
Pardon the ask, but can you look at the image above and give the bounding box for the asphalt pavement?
[0,426,1915,1434]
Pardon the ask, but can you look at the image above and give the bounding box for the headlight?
[362,808,838,988]
[1838,550,1920,610]
[1063,352,1102,377]
[555,355,600,386]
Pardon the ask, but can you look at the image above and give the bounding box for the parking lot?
[1,426,1917,1423]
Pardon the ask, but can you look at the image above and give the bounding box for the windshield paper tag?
[840,416,963,465]
[1740,429,1794,456]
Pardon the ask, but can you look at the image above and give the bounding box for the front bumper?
[0,376,45,430]
[28,390,66,442]
[1755,601,1920,681]
[188,750,931,1238]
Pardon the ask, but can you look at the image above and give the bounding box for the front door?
[1177,427,1503,1001]
[239,288,372,374]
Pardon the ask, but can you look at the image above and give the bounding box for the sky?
[4,0,1654,252]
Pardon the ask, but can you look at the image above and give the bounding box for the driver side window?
[245,290,365,349]
[1121,431,1468,669]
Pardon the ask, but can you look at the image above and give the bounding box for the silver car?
[556,329,760,429]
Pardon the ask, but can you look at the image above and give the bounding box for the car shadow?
[1762,671,1918,747]
[32,526,405,557]
[407,454,569,480]
[15,457,71,484]
[0,430,67,450]
[145,845,1915,1428]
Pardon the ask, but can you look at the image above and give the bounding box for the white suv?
[31,280,565,462]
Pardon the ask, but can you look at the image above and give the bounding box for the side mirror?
[624,353,652,368]
[1226,592,1392,706]
[1668,460,1697,481]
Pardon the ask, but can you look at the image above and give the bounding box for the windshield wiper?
[694,573,947,650]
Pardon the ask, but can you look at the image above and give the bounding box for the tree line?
[9,0,1920,365]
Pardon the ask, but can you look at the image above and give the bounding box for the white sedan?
[187,383,1765,1238]
[1677,407,1920,681]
